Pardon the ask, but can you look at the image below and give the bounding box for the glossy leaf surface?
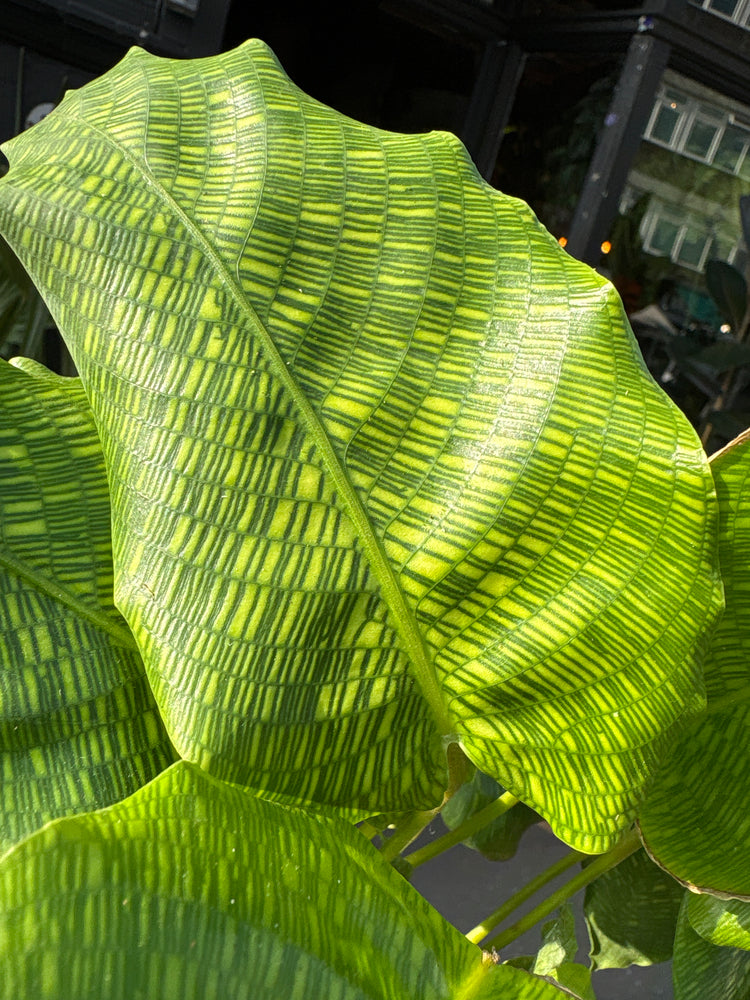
[0,761,572,999]
[0,358,175,852]
[583,849,683,969]
[0,41,722,851]
[639,431,750,895]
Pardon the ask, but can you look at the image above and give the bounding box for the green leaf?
[0,357,176,851]
[441,770,540,860]
[583,849,683,969]
[0,41,722,851]
[705,259,748,335]
[534,904,578,974]
[688,894,750,951]
[0,234,51,359]
[0,760,573,999]
[639,431,750,896]
[532,907,594,1000]
[673,894,750,1000]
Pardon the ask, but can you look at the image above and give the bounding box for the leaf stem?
[465,847,586,944]
[0,546,139,652]
[405,791,519,870]
[379,808,440,863]
[477,827,641,952]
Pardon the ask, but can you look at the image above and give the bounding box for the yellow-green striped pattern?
[0,761,570,999]
[0,359,175,852]
[640,432,750,892]
[0,41,722,849]
[673,895,750,1000]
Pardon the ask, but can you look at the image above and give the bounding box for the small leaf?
[639,431,750,897]
[705,259,748,334]
[673,895,750,1000]
[534,905,578,976]
[688,894,750,951]
[0,358,175,851]
[0,760,573,999]
[584,849,683,969]
[442,770,540,860]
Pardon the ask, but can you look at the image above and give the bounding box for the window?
[637,195,745,272]
[645,84,750,177]
[692,0,750,27]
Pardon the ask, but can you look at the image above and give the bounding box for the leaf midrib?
[0,543,139,652]
[74,113,453,738]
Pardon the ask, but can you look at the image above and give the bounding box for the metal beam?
[565,30,672,265]
[461,36,526,179]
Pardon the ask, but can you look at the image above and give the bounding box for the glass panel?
[684,118,719,159]
[650,105,681,145]
[714,124,749,172]
[648,215,680,256]
[678,225,710,268]
[707,0,740,15]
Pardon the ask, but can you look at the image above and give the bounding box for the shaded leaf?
[441,769,540,860]
[0,357,175,851]
[530,906,595,999]
[0,760,573,999]
[639,430,750,896]
[705,259,747,335]
[673,895,750,1000]
[0,235,50,359]
[689,894,750,951]
[0,41,722,851]
[583,849,683,969]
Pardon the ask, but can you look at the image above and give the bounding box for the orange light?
[600,240,612,254]
[558,236,568,247]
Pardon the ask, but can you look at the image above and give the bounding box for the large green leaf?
[0,357,175,852]
[673,895,750,1000]
[0,41,722,851]
[583,849,683,969]
[0,760,573,999]
[639,430,750,896]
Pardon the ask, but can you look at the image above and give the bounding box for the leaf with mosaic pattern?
[0,358,176,853]
[0,41,722,851]
[639,430,750,896]
[0,760,575,999]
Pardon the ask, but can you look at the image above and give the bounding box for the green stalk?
[480,827,641,952]
[465,848,585,944]
[405,791,519,870]
[379,808,440,863]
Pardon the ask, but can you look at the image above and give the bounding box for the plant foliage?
[0,39,746,999]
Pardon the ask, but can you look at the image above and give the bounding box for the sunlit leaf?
[0,40,722,851]
[0,358,175,852]
[0,761,573,999]
[639,430,750,896]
